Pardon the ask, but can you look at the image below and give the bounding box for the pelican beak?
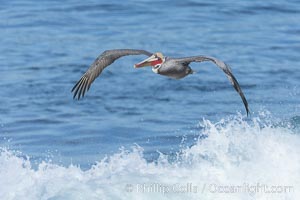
[134,54,158,68]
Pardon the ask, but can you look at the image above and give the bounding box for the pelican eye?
[154,64,161,69]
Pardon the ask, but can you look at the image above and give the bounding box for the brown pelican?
[72,49,249,115]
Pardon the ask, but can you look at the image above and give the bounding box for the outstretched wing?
[71,49,152,100]
[176,56,249,116]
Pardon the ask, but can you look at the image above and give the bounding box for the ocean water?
[0,0,299,199]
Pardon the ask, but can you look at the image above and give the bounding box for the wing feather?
[71,49,152,99]
[176,56,249,116]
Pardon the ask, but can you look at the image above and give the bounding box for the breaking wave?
[1,114,299,200]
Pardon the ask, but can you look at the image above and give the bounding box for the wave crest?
[1,115,299,200]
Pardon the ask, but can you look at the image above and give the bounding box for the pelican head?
[134,52,164,73]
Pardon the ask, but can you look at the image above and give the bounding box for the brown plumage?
[71,49,152,99]
[72,49,249,116]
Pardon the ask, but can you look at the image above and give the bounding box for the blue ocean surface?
[0,0,299,199]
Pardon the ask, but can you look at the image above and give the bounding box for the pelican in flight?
[72,49,249,115]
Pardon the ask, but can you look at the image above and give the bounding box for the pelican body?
[72,49,249,115]
[135,53,193,79]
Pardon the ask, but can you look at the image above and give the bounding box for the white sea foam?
[1,116,299,200]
